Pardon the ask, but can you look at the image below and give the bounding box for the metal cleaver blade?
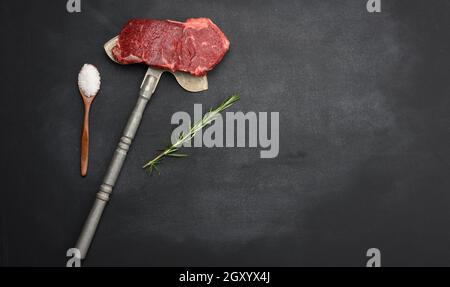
[104,36,208,92]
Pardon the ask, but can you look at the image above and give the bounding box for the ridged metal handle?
[75,74,159,259]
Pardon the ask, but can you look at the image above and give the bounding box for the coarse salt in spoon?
[78,64,101,177]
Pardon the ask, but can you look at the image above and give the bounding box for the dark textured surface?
[1,0,450,266]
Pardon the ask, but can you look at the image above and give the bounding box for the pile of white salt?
[78,64,101,97]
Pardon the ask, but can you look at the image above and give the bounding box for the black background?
[1,0,449,266]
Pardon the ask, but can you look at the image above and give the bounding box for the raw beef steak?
[112,18,230,76]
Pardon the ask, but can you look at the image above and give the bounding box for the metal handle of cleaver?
[75,73,160,259]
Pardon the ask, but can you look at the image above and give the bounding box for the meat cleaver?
[75,36,208,260]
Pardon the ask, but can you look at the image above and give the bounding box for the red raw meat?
[112,18,230,76]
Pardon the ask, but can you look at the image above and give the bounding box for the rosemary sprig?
[142,95,240,174]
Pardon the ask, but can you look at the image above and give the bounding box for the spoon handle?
[75,71,161,260]
[81,103,91,177]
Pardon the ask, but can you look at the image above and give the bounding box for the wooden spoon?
[78,63,101,177]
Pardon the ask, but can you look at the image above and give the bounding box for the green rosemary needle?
[142,95,240,174]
